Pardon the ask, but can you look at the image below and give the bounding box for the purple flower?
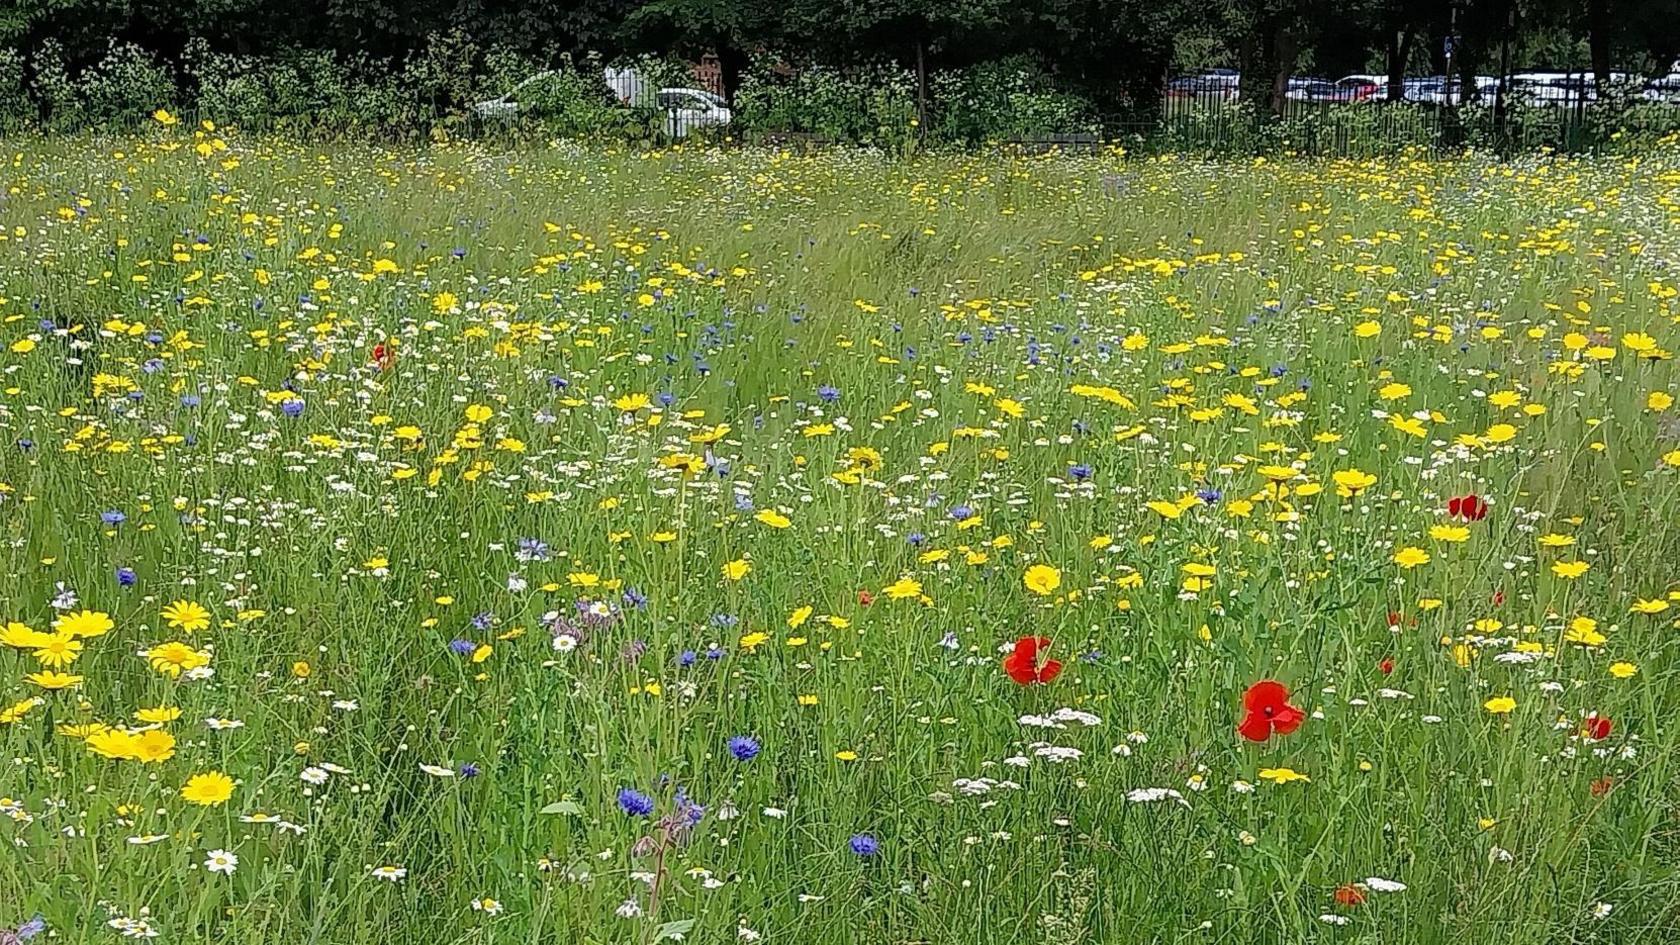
[618,788,655,817]
[1068,464,1093,481]
[458,762,481,778]
[727,736,761,762]
[848,834,880,857]
[449,638,477,656]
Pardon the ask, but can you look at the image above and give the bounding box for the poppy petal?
[1237,711,1272,742]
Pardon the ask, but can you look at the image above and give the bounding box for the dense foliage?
[0,0,1676,147]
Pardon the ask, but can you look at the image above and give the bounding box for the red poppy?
[1446,494,1488,521]
[1590,776,1615,798]
[1333,883,1367,907]
[1582,714,1612,741]
[372,342,396,370]
[1003,636,1062,685]
[857,590,875,606]
[1379,657,1395,676]
[1237,679,1305,742]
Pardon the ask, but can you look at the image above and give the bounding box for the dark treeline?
[4,0,1679,112]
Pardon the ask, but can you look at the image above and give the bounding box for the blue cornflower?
[280,399,305,418]
[449,638,477,656]
[618,788,655,817]
[848,834,880,857]
[1196,488,1223,505]
[677,649,697,668]
[115,567,137,587]
[949,505,974,522]
[471,611,494,631]
[458,762,481,778]
[816,385,840,403]
[727,736,761,762]
[101,510,125,526]
[1068,464,1093,481]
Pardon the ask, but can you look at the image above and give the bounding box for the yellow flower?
[0,622,52,649]
[25,670,83,690]
[883,576,923,600]
[1258,767,1310,785]
[1565,617,1606,646]
[613,393,651,412]
[834,750,859,761]
[739,632,770,650]
[1023,564,1062,596]
[1353,320,1382,338]
[1392,547,1430,569]
[162,600,211,633]
[134,706,182,723]
[131,729,177,763]
[1483,696,1517,714]
[1332,468,1376,496]
[1483,423,1517,444]
[31,633,82,668]
[180,771,235,806]
[147,641,209,677]
[471,644,493,663]
[1551,560,1590,579]
[1630,598,1670,614]
[87,729,139,759]
[722,559,752,581]
[0,697,43,724]
[754,509,791,529]
[54,610,113,638]
[152,108,178,125]
[1608,661,1638,679]
[1429,524,1470,543]
[788,605,813,628]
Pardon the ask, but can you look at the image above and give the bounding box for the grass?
[1,128,1679,944]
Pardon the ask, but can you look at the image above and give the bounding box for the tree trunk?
[1270,25,1299,117]
[1587,0,1611,91]
[1386,28,1413,102]
[716,44,748,108]
[915,37,928,137]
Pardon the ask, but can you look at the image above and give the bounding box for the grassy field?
[2,125,1680,944]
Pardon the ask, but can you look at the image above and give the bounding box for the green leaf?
[653,919,695,941]
[538,800,581,815]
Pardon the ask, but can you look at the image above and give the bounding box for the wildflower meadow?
[3,123,1680,944]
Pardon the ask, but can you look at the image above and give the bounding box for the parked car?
[1505,72,1626,104]
[471,71,558,119]
[1285,78,1344,103]
[1334,75,1385,102]
[1165,74,1240,102]
[656,87,732,138]
[1644,73,1680,103]
[1406,75,1498,104]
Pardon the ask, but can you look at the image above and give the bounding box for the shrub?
[0,47,31,133]
[735,63,916,150]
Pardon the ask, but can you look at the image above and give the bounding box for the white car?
[471,71,558,119]
[656,88,732,138]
